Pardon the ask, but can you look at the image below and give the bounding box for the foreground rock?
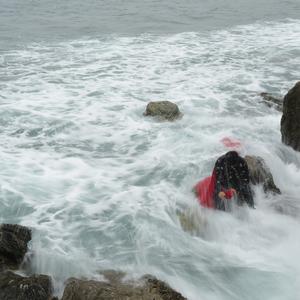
[0,224,32,271]
[144,101,182,121]
[281,81,300,151]
[61,271,186,300]
[0,271,52,300]
[245,155,281,195]
[0,224,185,300]
[259,92,283,111]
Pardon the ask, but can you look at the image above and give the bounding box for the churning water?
[1,1,300,299]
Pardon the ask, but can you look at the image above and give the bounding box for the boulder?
[61,271,186,300]
[0,224,32,271]
[259,92,283,111]
[244,155,281,195]
[0,271,52,300]
[143,101,182,121]
[281,81,300,151]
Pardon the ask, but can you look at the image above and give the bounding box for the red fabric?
[224,189,234,199]
[221,137,242,149]
[194,172,216,208]
[194,171,234,208]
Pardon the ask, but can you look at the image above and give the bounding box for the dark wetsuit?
[213,151,254,210]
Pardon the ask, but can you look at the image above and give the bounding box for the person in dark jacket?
[213,151,254,210]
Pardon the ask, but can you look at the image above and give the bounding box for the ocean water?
[1,1,300,299]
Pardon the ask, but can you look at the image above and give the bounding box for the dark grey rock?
[144,101,182,121]
[61,272,186,300]
[281,81,300,151]
[0,224,32,271]
[245,155,281,195]
[259,92,283,111]
[0,271,52,300]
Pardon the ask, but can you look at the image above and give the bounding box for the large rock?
[143,101,182,121]
[281,81,300,151]
[0,271,52,300]
[61,271,186,300]
[259,92,283,111]
[244,155,281,195]
[0,224,32,271]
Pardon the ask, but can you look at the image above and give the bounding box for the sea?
[1,1,300,299]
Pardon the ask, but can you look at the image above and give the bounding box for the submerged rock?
[61,271,186,300]
[281,81,300,151]
[143,101,182,121]
[178,209,207,235]
[0,271,52,300]
[0,224,32,271]
[244,155,281,195]
[259,92,283,111]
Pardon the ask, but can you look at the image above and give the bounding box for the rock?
[143,101,182,121]
[143,275,186,300]
[0,271,52,300]
[61,272,186,300]
[281,81,300,151]
[244,155,281,195]
[259,92,283,111]
[0,224,32,271]
[177,209,207,235]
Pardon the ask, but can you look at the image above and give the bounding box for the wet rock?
[143,275,186,300]
[281,81,300,151]
[61,272,186,300]
[178,209,207,235]
[244,155,281,195]
[259,92,283,111]
[0,271,52,300]
[143,101,182,121]
[0,224,32,271]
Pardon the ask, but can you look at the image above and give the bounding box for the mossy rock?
[144,101,182,121]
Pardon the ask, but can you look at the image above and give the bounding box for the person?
[194,151,254,211]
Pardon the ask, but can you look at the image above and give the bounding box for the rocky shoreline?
[0,224,187,300]
[1,81,299,299]
[0,154,282,299]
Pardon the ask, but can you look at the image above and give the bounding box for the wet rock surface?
[0,224,32,271]
[143,101,182,121]
[0,271,52,300]
[245,155,281,195]
[61,271,186,300]
[281,81,300,151]
[0,224,185,300]
[259,92,283,111]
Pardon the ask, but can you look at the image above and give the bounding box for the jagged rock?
[0,271,52,300]
[61,272,186,300]
[281,81,300,151]
[244,155,281,195]
[0,224,32,271]
[259,92,283,111]
[143,101,182,121]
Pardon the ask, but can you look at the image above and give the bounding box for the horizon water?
[1,1,300,299]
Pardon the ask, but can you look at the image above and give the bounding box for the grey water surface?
[1,0,300,49]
